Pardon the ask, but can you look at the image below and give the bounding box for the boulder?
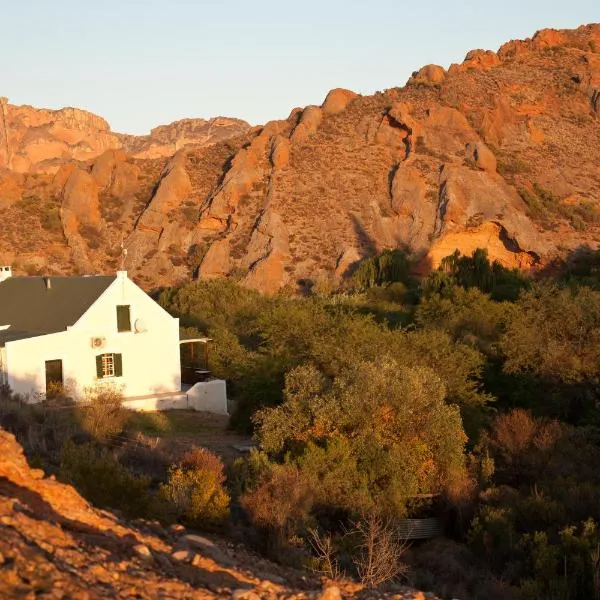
[321,88,358,115]
[199,239,231,278]
[390,165,435,251]
[242,209,290,294]
[409,64,447,85]
[434,164,544,257]
[91,149,128,189]
[463,49,501,70]
[290,105,323,143]
[422,107,479,154]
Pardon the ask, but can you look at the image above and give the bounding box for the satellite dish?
[134,318,147,333]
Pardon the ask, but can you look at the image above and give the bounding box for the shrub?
[160,447,230,527]
[501,284,600,385]
[436,248,530,302]
[241,463,315,557]
[40,206,62,233]
[60,441,152,518]
[76,384,126,441]
[351,512,409,587]
[78,224,103,249]
[351,249,414,291]
[254,359,467,517]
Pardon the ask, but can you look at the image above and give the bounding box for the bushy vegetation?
[76,383,128,440]
[519,184,600,231]
[59,440,153,518]
[160,247,600,595]
[4,246,600,596]
[160,447,230,527]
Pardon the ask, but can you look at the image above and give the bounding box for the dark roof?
[0,276,115,346]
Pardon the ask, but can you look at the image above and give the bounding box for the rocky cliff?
[1,24,599,292]
[0,100,249,173]
[0,428,437,599]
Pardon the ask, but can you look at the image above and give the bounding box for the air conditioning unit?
[91,337,106,349]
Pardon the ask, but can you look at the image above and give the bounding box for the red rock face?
[0,103,250,173]
[1,24,600,292]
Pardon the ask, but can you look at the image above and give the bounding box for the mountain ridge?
[1,23,599,293]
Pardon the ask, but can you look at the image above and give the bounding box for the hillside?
[0,24,599,292]
[0,427,438,599]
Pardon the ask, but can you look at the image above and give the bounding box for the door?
[45,359,63,397]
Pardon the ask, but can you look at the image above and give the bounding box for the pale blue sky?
[1,1,597,134]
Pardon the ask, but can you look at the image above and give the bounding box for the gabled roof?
[0,276,115,346]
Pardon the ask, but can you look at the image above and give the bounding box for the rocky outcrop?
[2,24,600,292]
[465,142,497,173]
[321,88,359,115]
[408,65,447,85]
[126,151,192,269]
[60,168,101,272]
[428,221,537,270]
[390,165,434,251]
[433,165,542,257]
[290,105,323,144]
[242,209,290,294]
[0,102,249,173]
[122,117,250,159]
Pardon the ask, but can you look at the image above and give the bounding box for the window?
[117,305,131,332]
[96,353,123,378]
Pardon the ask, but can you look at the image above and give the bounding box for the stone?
[181,534,234,566]
[321,88,358,115]
[409,64,446,85]
[271,136,290,169]
[463,49,501,70]
[231,590,261,600]
[318,586,342,600]
[181,534,217,550]
[199,239,231,279]
[132,544,152,561]
[171,549,193,562]
[290,105,323,144]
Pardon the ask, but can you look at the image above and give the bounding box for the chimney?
[0,266,12,283]
[44,277,52,290]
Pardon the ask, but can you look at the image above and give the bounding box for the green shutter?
[114,353,123,377]
[96,355,103,378]
[117,306,131,332]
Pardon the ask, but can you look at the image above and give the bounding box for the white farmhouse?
[0,269,227,414]
[0,269,180,399]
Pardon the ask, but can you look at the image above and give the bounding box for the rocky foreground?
[0,429,438,599]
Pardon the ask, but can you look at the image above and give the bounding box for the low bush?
[60,441,152,518]
[160,447,230,527]
[76,384,127,441]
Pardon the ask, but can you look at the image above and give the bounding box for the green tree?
[254,358,467,517]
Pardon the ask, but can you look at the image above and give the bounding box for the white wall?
[122,393,189,412]
[187,380,228,415]
[5,272,181,401]
[0,346,7,388]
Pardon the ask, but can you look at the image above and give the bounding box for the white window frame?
[101,353,115,378]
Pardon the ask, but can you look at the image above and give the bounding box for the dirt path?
[126,409,255,464]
